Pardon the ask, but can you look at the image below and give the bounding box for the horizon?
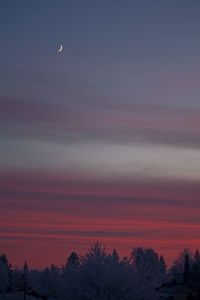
[0,242,197,271]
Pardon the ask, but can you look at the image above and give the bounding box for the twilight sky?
[1,0,200,267]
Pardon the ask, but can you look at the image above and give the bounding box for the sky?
[1,0,200,268]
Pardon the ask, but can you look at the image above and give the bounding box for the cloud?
[1,173,200,267]
[1,96,200,149]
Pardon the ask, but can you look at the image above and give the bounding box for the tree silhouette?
[4,245,200,300]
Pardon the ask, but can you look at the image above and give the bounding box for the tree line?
[0,242,199,300]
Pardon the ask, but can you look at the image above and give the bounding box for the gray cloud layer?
[1,97,200,149]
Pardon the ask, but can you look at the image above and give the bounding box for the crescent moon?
[58,44,63,53]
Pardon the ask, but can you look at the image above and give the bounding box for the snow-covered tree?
[170,248,193,281]
[0,254,9,292]
[61,252,81,300]
[41,264,60,298]
[0,244,171,300]
[80,241,108,300]
[23,261,29,287]
[183,253,190,282]
[159,255,167,274]
[102,249,123,299]
[190,249,200,282]
[66,251,80,267]
[131,247,165,300]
